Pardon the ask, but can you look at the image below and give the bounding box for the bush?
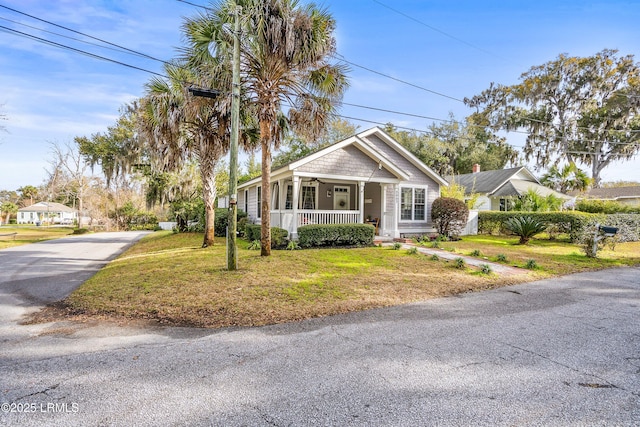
[478,211,603,242]
[244,224,289,248]
[431,197,469,238]
[110,202,158,231]
[214,208,248,237]
[72,228,90,235]
[504,216,548,244]
[406,247,418,255]
[454,257,466,269]
[297,223,374,248]
[601,214,640,242]
[525,259,538,269]
[575,199,640,214]
[479,264,492,274]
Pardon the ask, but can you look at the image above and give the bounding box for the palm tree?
[138,61,232,247]
[541,162,592,193]
[185,0,348,256]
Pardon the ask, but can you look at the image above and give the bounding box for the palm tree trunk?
[201,169,217,248]
[261,139,272,256]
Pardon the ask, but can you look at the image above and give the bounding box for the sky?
[1,0,639,192]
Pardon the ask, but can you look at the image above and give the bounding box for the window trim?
[256,186,261,218]
[399,185,428,222]
[299,182,318,210]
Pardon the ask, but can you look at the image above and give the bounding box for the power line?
[0,25,169,79]
[0,15,146,58]
[371,0,504,61]
[0,4,166,64]
[332,53,464,103]
[4,5,638,152]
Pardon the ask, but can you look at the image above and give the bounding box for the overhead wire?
[2,3,638,152]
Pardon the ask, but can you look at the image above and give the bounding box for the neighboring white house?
[17,202,78,225]
[237,127,449,239]
[570,186,640,207]
[447,165,571,211]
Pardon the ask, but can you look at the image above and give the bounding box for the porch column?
[381,184,387,236]
[391,184,400,238]
[358,181,366,223]
[291,175,300,239]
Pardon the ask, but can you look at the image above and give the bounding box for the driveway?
[0,234,638,426]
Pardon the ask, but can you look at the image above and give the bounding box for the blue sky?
[1,0,639,192]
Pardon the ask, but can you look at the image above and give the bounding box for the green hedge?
[214,208,248,237]
[603,214,640,242]
[297,223,375,248]
[478,211,604,242]
[244,224,289,248]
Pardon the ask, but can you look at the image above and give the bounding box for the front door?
[333,186,350,210]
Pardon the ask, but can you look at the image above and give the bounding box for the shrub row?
[478,211,640,242]
[244,224,289,248]
[297,223,374,248]
[576,199,640,214]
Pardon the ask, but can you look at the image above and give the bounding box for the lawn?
[36,231,640,329]
[0,225,75,249]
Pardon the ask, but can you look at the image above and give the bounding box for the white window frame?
[299,182,318,210]
[256,186,261,218]
[399,185,428,222]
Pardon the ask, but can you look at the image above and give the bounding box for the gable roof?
[573,186,640,200]
[447,166,537,195]
[239,127,447,188]
[492,179,572,200]
[18,202,76,213]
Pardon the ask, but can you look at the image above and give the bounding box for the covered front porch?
[267,174,400,239]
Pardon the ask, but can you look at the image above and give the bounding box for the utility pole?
[227,5,241,270]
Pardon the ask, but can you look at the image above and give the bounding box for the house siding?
[363,134,440,233]
[297,145,396,180]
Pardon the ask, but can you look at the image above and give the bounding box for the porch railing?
[296,210,360,227]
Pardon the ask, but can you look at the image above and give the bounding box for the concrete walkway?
[387,242,528,276]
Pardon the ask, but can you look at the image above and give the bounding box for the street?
[0,233,638,426]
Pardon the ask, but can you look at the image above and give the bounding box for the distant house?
[447,165,571,211]
[17,202,78,225]
[237,127,449,239]
[571,186,640,207]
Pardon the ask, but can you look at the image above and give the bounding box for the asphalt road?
[0,234,638,426]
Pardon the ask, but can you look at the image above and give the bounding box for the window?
[285,184,293,210]
[257,186,261,218]
[400,186,427,221]
[244,189,248,215]
[499,198,513,211]
[300,185,317,209]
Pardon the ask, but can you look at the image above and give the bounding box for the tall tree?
[139,61,232,247]
[1,201,17,224]
[76,103,141,187]
[17,185,38,206]
[465,49,640,187]
[186,0,348,256]
[44,141,92,227]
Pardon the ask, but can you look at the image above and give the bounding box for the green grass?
[0,225,74,249]
[32,231,640,329]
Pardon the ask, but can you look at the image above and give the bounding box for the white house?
[448,165,571,211]
[237,127,448,239]
[17,202,78,225]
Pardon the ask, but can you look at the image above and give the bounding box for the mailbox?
[599,225,618,237]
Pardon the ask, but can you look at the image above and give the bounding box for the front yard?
[31,231,640,328]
